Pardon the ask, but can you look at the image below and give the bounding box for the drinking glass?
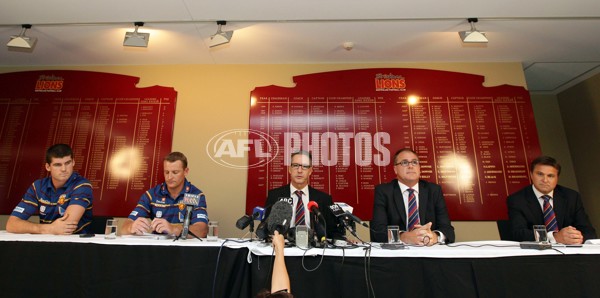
[104,218,118,239]
[533,225,548,243]
[387,225,400,243]
[207,221,219,241]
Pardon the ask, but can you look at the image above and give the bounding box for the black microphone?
[329,203,369,228]
[307,201,327,244]
[256,221,269,240]
[329,204,346,218]
[181,193,201,239]
[307,201,323,219]
[267,200,293,236]
[235,206,267,230]
[344,212,369,228]
[311,212,327,245]
[236,215,253,230]
[329,204,358,238]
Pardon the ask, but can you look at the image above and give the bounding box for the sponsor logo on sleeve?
[14,206,25,213]
[198,214,208,220]
[130,211,138,217]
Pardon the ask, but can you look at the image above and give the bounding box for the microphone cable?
[300,243,326,272]
[364,242,376,298]
[173,229,203,242]
[211,238,252,298]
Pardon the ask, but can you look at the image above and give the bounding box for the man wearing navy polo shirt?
[122,152,209,238]
[7,143,94,234]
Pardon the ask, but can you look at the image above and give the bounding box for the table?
[1,232,600,298]
[0,232,253,298]
[248,241,600,298]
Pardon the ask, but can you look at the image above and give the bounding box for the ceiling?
[2,0,600,94]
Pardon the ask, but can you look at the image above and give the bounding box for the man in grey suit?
[507,155,596,244]
[371,148,455,245]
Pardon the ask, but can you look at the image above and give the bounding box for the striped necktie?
[542,195,558,232]
[407,188,420,231]
[294,190,305,226]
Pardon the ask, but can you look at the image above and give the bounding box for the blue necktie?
[407,188,420,231]
[542,195,558,232]
[294,190,305,226]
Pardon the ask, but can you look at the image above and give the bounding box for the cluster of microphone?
[235,198,368,248]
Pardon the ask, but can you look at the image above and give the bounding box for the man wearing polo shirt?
[507,155,596,244]
[7,143,93,234]
[122,151,209,238]
[370,148,455,245]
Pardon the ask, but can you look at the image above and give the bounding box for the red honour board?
[0,70,176,217]
[246,68,540,221]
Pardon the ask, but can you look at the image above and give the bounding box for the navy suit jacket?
[370,179,455,243]
[264,184,344,240]
[507,184,597,242]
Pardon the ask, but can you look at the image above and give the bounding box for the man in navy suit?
[263,150,343,240]
[370,148,455,245]
[507,155,596,244]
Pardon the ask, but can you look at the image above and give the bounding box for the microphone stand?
[341,218,366,244]
[173,227,203,242]
[249,220,255,241]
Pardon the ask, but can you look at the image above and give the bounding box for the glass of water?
[387,225,400,243]
[104,218,118,239]
[295,225,310,249]
[533,225,548,243]
[207,221,219,241]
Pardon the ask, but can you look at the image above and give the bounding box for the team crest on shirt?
[179,212,184,222]
[58,194,66,205]
[40,205,46,214]
[58,206,65,216]
[178,203,185,210]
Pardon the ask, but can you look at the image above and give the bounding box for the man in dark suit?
[371,148,455,245]
[263,150,344,241]
[507,155,596,244]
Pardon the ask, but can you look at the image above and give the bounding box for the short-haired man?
[122,152,209,238]
[507,155,596,244]
[7,143,93,234]
[371,148,455,245]
[263,150,344,241]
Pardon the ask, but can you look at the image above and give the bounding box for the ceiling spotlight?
[123,22,149,47]
[459,18,488,43]
[7,24,37,49]
[209,20,233,48]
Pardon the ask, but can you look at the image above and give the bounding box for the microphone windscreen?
[267,200,293,235]
[235,215,252,230]
[307,200,319,210]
